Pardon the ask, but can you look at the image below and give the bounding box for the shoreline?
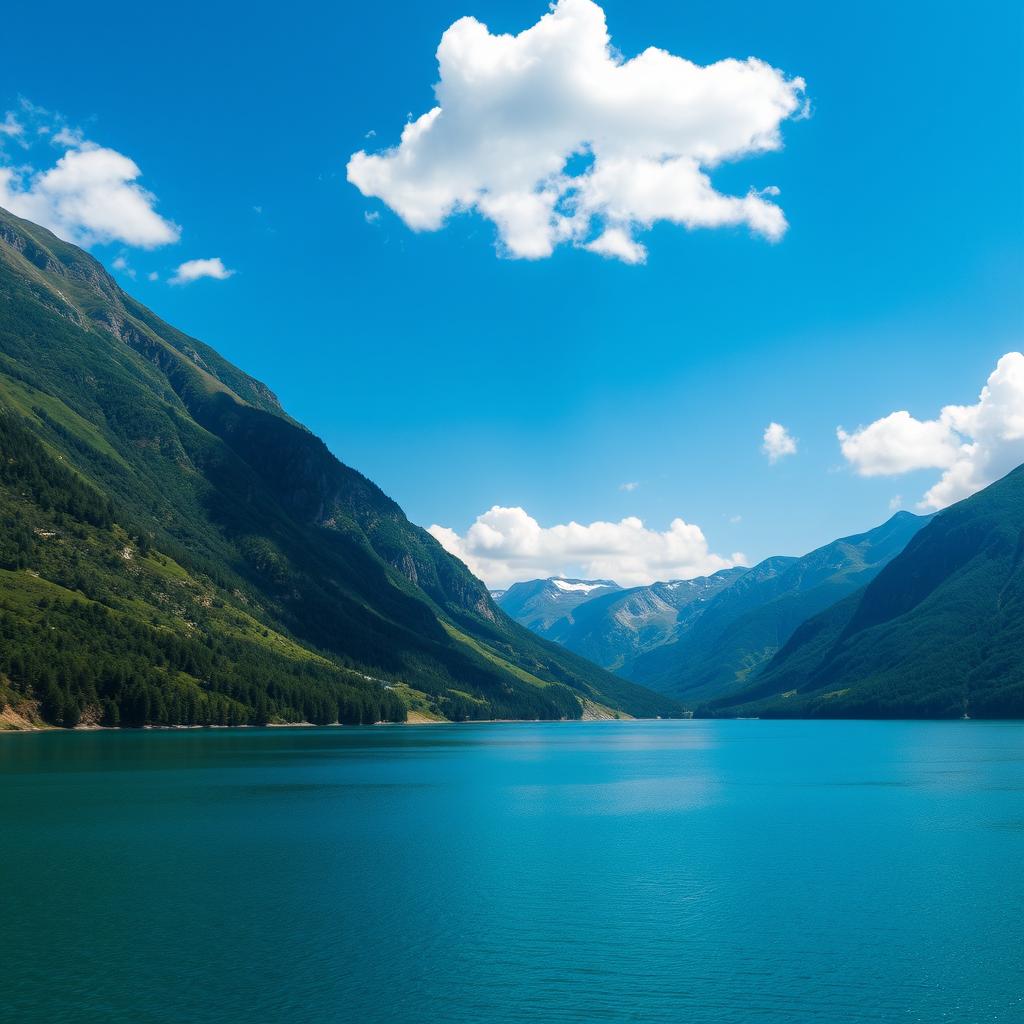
[3,716,1019,735]
[0,715,673,734]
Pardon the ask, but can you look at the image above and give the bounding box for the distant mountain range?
[492,578,622,642]
[0,206,680,728]
[498,512,936,702]
[708,465,1024,718]
[500,473,1024,718]
[522,571,747,678]
[627,511,932,701]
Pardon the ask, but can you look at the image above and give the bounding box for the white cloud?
[0,112,22,139]
[347,0,806,263]
[111,254,136,278]
[838,352,1024,509]
[762,422,797,463]
[428,505,744,588]
[51,126,85,148]
[888,496,903,512]
[586,226,647,265]
[169,257,235,285]
[618,481,639,492]
[0,140,179,249]
[147,271,159,282]
[837,411,957,476]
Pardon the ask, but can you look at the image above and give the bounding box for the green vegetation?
[0,205,680,728]
[628,513,930,701]
[704,465,1024,719]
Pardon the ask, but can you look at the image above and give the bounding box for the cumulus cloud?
[347,0,806,263]
[0,113,179,249]
[169,257,235,285]
[762,422,797,463]
[618,481,639,492]
[838,352,1024,509]
[428,505,744,588]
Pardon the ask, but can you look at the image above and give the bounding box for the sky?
[2,0,1022,588]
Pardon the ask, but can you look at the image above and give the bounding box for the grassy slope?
[0,206,679,725]
[706,465,1024,718]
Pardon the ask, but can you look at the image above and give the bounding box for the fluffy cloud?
[169,257,235,285]
[0,141,179,249]
[838,352,1024,509]
[348,0,806,263]
[428,505,744,588]
[762,422,797,462]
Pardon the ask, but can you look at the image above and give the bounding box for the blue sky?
[2,0,1022,586]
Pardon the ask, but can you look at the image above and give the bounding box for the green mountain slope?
[626,512,930,702]
[0,206,679,728]
[708,465,1024,718]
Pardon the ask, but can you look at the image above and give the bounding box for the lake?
[1,720,1021,1023]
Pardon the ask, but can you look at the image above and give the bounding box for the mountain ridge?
[706,465,1024,718]
[0,205,680,727]
[498,512,931,703]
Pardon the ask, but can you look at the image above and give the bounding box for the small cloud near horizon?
[169,257,236,286]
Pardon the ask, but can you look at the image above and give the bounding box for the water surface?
[2,720,1021,1023]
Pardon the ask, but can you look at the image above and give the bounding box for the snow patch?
[550,579,609,594]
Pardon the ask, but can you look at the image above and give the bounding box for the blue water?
[1,721,1021,1024]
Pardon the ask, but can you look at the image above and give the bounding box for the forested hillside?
[0,206,679,728]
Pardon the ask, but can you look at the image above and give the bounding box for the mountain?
[627,512,931,701]
[495,578,621,641]
[0,207,680,728]
[500,514,930,705]
[706,465,1024,719]
[536,570,746,675]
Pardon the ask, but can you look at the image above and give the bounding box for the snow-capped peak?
[549,578,610,594]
